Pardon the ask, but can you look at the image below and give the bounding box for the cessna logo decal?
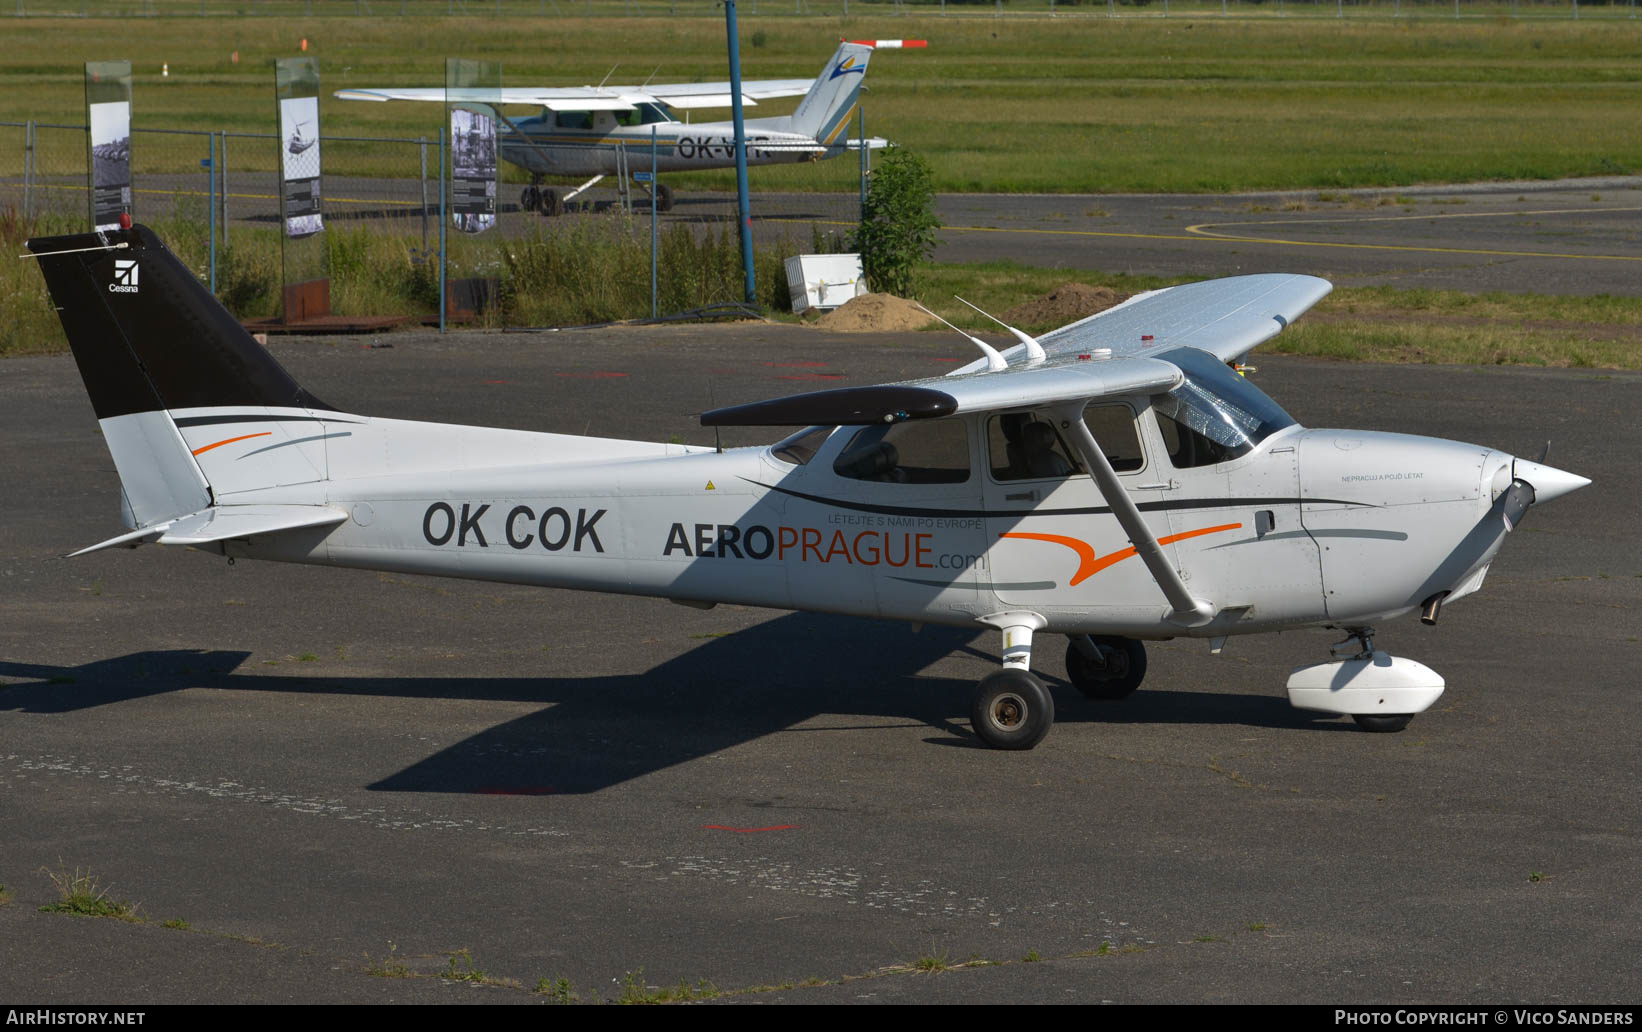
[421,502,606,552]
[1001,523,1242,587]
[109,259,140,294]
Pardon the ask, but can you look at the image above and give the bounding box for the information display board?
[276,58,324,239]
[446,59,501,236]
[274,57,329,322]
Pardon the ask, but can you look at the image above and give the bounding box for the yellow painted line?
[943,223,1208,243]
[130,186,421,208]
[1192,205,1642,230]
[34,183,418,208]
[1185,204,1642,262]
[922,216,1642,264]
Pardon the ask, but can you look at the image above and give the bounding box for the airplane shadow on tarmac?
[0,611,1353,794]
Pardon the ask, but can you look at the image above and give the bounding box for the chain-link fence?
[4,0,1636,18]
[1,117,869,327]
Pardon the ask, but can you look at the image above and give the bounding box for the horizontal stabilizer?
[67,505,347,558]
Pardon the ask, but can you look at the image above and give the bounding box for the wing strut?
[1053,402,1214,627]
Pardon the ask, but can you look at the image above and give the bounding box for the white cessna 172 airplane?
[335,40,911,215]
[27,225,1590,750]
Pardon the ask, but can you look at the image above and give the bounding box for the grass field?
[2,14,1641,191]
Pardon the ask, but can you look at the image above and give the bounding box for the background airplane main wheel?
[539,188,563,217]
[1065,636,1147,701]
[970,669,1054,751]
[655,183,674,213]
[520,186,540,213]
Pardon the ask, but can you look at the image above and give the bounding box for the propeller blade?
[1500,480,1535,532]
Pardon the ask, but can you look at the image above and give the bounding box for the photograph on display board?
[89,100,131,229]
[451,107,496,179]
[89,102,130,188]
[279,96,321,181]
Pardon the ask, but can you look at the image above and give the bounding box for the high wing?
[949,273,1333,375]
[706,273,1330,426]
[332,78,815,112]
[702,358,1183,427]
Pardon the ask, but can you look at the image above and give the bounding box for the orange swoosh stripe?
[191,432,271,456]
[1000,522,1244,587]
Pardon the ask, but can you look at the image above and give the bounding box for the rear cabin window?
[833,419,970,484]
[770,425,834,466]
[988,405,1143,481]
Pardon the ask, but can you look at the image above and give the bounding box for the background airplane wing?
[335,77,815,111]
[1032,274,1332,365]
[335,87,650,111]
[641,78,815,109]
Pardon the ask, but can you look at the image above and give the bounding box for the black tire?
[1353,713,1414,733]
[520,186,540,213]
[1064,636,1147,701]
[970,669,1055,751]
[540,189,562,217]
[655,183,674,213]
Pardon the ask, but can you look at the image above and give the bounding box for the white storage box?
[785,254,867,314]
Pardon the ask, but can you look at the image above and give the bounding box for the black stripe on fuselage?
[746,479,1372,519]
[172,414,363,428]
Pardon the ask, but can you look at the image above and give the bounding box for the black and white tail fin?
[27,225,338,535]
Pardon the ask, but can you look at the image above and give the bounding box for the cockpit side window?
[555,110,593,130]
[637,101,676,125]
[989,404,1143,481]
[770,425,834,466]
[833,419,970,484]
[1154,412,1237,469]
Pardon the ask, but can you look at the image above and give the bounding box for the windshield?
[1154,347,1296,461]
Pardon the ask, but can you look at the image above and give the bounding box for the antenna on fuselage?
[953,295,1047,365]
[709,383,722,453]
[912,301,1007,373]
[595,65,620,92]
[639,65,661,89]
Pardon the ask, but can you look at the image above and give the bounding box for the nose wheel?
[971,669,1054,751]
[970,611,1054,750]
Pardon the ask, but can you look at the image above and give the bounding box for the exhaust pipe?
[1420,591,1449,626]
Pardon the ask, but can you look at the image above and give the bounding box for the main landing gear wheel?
[520,186,540,213]
[654,182,673,213]
[538,188,563,217]
[970,669,1054,751]
[1352,713,1414,733]
[1065,636,1147,701]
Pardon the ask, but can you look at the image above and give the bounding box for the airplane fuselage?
[199,408,1517,643]
[500,118,862,178]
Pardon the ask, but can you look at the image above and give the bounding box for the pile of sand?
[813,293,937,333]
[1001,282,1130,328]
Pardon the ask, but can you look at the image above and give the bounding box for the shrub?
[851,147,940,298]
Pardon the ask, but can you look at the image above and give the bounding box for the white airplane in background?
[335,39,919,215]
[26,225,1590,750]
